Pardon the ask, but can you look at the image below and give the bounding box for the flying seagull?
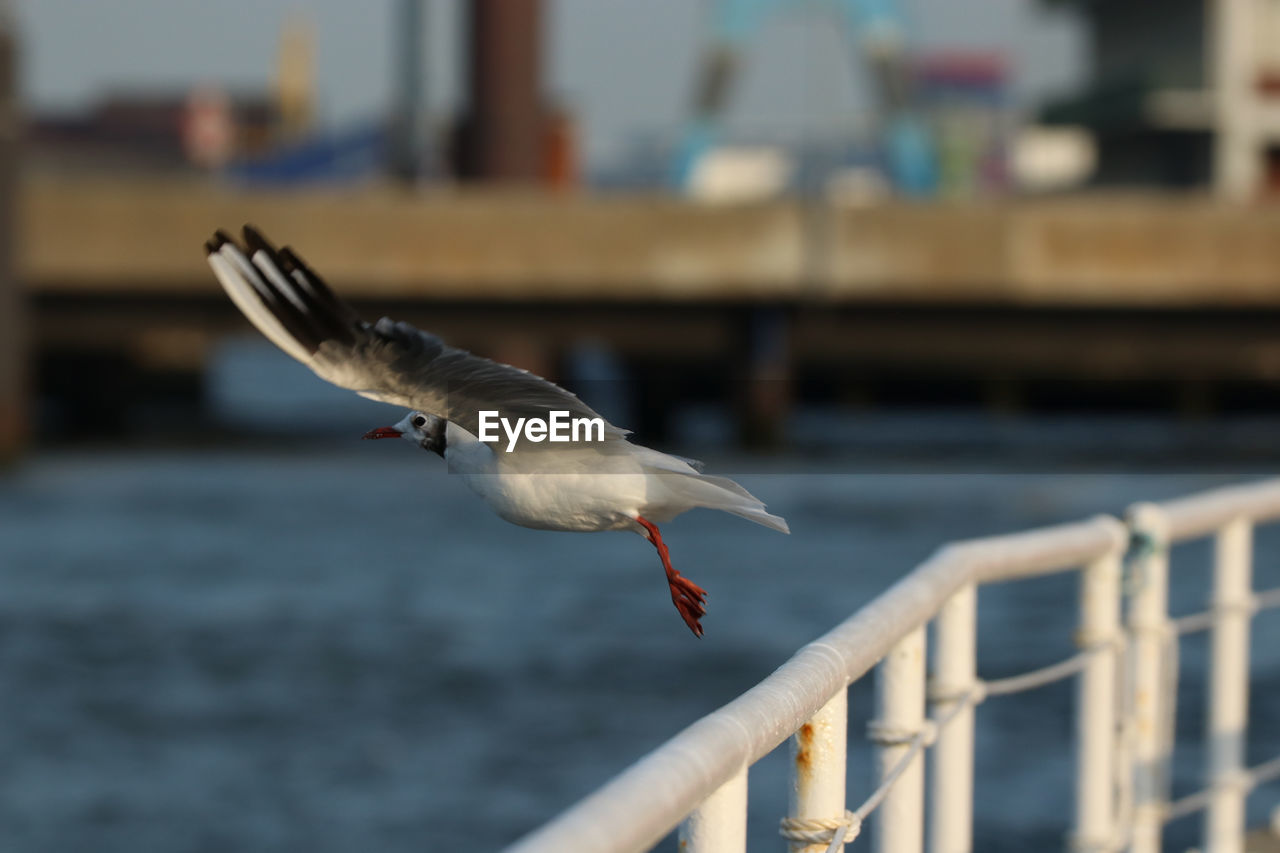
[204,226,788,636]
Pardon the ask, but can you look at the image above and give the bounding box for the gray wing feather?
[205,226,628,441]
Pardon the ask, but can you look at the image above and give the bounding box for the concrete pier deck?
[15,177,1280,443]
[20,177,1280,306]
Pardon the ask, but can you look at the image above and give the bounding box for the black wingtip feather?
[277,246,361,346]
[205,229,234,255]
[241,225,274,256]
[214,225,325,354]
[276,246,299,274]
[207,224,364,352]
[241,226,290,277]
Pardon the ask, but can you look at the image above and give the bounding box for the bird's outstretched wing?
[205,226,628,441]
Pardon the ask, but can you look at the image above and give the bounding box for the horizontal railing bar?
[508,516,1126,853]
[1153,479,1280,542]
[964,517,1129,586]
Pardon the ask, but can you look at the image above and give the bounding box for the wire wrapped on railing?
[1162,748,1280,825]
[779,550,1280,852]
[513,484,1280,853]
[779,638,1120,852]
[778,699,949,853]
[1169,585,1280,636]
[778,810,861,853]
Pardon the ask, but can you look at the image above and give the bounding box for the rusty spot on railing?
[795,722,815,776]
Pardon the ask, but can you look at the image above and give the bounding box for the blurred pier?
[21,177,1280,442]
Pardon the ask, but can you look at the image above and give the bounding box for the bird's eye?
[412,415,426,428]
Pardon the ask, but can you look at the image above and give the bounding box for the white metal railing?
[506,479,1280,853]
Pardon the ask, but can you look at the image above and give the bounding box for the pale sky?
[11,0,1084,168]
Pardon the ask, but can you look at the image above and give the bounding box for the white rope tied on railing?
[784,640,1127,852]
[771,499,1277,853]
[510,485,1280,853]
[927,680,989,707]
[778,810,861,852]
[931,633,1122,707]
[1161,753,1280,826]
[865,719,940,748]
[863,695,966,815]
[1253,586,1280,612]
[1167,585,1280,636]
[1245,753,1280,789]
[1131,571,1280,832]
[1072,626,1125,653]
[1163,784,1218,825]
[982,651,1092,698]
[778,687,974,852]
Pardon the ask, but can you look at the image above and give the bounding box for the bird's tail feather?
[649,468,790,534]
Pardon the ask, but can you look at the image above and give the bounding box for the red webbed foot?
[667,570,707,637]
[636,515,708,638]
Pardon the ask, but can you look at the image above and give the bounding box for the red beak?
[362,426,403,440]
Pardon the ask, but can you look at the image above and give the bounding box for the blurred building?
[447,0,579,189]
[1042,0,1280,196]
[27,16,316,178]
[27,91,285,175]
[916,53,1009,198]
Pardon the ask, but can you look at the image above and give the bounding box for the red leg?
[635,515,707,637]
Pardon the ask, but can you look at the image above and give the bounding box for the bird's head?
[362,410,446,457]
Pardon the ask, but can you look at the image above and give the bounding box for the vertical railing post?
[873,625,927,853]
[678,767,747,853]
[1204,517,1253,853]
[930,584,977,853]
[1126,503,1172,853]
[1072,548,1122,852]
[787,689,850,853]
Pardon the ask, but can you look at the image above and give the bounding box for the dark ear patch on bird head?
[419,416,446,457]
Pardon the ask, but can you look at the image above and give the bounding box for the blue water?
[3,443,1280,851]
[5,338,1280,850]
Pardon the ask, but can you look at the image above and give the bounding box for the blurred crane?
[674,0,936,196]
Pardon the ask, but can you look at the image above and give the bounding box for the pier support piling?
[736,307,791,449]
[0,7,22,462]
